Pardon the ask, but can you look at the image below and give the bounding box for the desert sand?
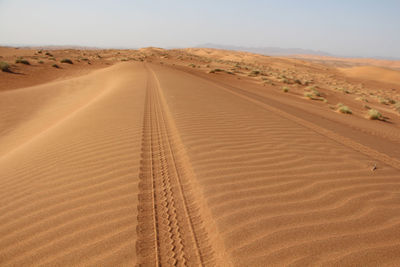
[1,47,400,266]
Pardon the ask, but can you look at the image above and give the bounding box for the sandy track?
[1,62,400,266]
[136,67,215,266]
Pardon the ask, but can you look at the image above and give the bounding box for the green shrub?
[367,109,383,120]
[52,64,60,68]
[337,103,352,114]
[282,87,289,93]
[15,58,30,65]
[45,52,53,56]
[60,58,73,64]
[395,103,400,113]
[0,61,11,72]
[38,60,44,64]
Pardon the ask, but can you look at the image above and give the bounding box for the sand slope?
[1,60,400,266]
[0,63,146,266]
[340,66,400,86]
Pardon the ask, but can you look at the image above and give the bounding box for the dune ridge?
[0,62,146,266]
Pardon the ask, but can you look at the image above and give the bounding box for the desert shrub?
[304,92,314,99]
[45,52,53,56]
[337,87,350,94]
[379,97,396,105]
[336,103,352,114]
[395,103,400,113]
[356,96,368,102]
[367,109,383,120]
[282,87,289,93]
[121,58,128,61]
[81,58,89,61]
[52,64,60,68]
[38,60,44,64]
[251,70,260,75]
[60,58,73,64]
[15,58,30,65]
[294,79,302,85]
[0,61,11,72]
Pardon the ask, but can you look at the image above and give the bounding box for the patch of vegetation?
[282,87,289,93]
[49,57,56,61]
[304,92,314,99]
[379,97,396,105]
[189,63,196,68]
[394,103,400,113]
[45,52,53,56]
[38,60,44,64]
[60,58,73,64]
[356,96,368,102]
[337,87,350,94]
[52,64,60,68]
[121,58,128,61]
[294,79,302,85]
[81,58,89,61]
[0,61,11,72]
[15,58,30,65]
[304,87,325,101]
[209,68,224,73]
[336,103,352,114]
[367,109,383,120]
[251,70,260,75]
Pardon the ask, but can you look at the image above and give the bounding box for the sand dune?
[1,50,400,266]
[340,65,400,86]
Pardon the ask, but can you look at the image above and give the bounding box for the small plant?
[81,58,89,61]
[304,92,314,99]
[209,68,223,73]
[52,64,60,68]
[337,103,352,114]
[379,97,395,105]
[395,103,400,113]
[250,70,260,76]
[364,105,371,110]
[337,87,350,94]
[121,58,128,61]
[189,63,196,68]
[367,109,383,120]
[45,52,53,56]
[0,61,11,72]
[282,87,289,93]
[49,57,56,61]
[60,58,73,64]
[294,79,302,85]
[38,60,44,64]
[15,58,30,65]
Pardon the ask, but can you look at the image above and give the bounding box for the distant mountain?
[195,43,334,57]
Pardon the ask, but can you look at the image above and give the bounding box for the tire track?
[136,66,214,266]
[173,67,400,170]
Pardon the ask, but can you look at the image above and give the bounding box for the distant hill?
[195,43,334,57]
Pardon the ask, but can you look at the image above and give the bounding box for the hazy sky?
[1,0,399,58]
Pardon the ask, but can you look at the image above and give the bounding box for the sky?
[0,0,399,58]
